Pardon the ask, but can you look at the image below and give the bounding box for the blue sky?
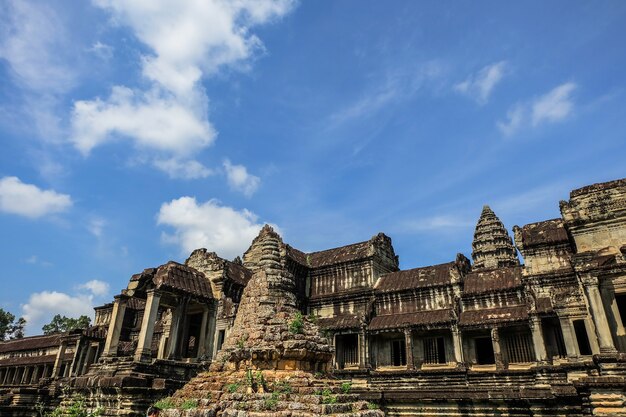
[1,0,625,334]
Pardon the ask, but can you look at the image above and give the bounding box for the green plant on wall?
[289,312,304,334]
[47,396,103,417]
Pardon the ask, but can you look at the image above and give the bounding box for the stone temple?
[1,177,626,417]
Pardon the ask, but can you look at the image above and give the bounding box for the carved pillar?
[205,303,217,360]
[167,296,189,359]
[452,327,464,364]
[52,340,67,377]
[197,306,209,358]
[405,328,415,369]
[584,277,616,353]
[358,330,367,369]
[530,317,547,362]
[70,339,83,376]
[559,317,579,357]
[103,295,129,356]
[491,328,504,369]
[134,289,161,362]
[603,287,626,351]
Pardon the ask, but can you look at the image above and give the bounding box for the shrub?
[47,396,103,417]
[367,402,379,410]
[321,388,337,404]
[289,312,304,334]
[273,380,292,394]
[340,381,352,394]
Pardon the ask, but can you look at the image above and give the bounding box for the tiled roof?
[0,334,61,353]
[369,309,455,330]
[153,262,213,300]
[317,315,362,330]
[463,266,523,295]
[308,241,371,268]
[285,245,308,266]
[0,353,73,367]
[459,305,528,326]
[375,262,456,292]
[518,219,570,248]
[226,262,253,286]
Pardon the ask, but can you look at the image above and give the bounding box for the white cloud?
[531,82,577,126]
[223,159,260,197]
[71,0,294,171]
[24,255,53,267]
[157,196,273,259]
[153,158,213,179]
[22,292,90,335]
[497,82,577,136]
[0,0,76,93]
[0,176,72,218]
[454,61,507,104]
[71,86,216,156]
[78,279,110,297]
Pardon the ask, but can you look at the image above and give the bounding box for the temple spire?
[471,205,520,270]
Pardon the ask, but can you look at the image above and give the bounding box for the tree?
[0,308,26,340]
[42,314,91,335]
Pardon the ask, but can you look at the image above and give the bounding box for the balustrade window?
[423,337,446,364]
[502,331,535,363]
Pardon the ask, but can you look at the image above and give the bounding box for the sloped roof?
[375,262,456,292]
[463,266,523,295]
[518,219,570,248]
[226,262,253,286]
[459,305,528,326]
[369,309,455,330]
[0,334,61,353]
[317,315,362,330]
[153,262,213,300]
[307,240,371,268]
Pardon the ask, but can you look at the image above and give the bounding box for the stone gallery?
[1,177,626,416]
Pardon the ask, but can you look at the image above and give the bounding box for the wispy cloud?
[153,157,214,179]
[497,82,577,136]
[454,61,507,104]
[0,176,72,219]
[223,159,260,197]
[399,215,473,233]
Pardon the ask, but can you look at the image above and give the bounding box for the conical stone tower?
[161,225,384,417]
[471,205,520,270]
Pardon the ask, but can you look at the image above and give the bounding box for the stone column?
[31,366,40,384]
[559,317,579,357]
[583,276,616,353]
[196,306,209,358]
[492,328,504,369]
[103,295,129,356]
[205,304,217,360]
[530,317,547,362]
[134,289,161,362]
[52,341,67,377]
[452,327,464,364]
[603,287,626,350]
[167,297,188,359]
[358,330,367,369]
[405,328,415,369]
[70,339,83,376]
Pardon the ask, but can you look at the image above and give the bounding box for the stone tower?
[471,205,520,270]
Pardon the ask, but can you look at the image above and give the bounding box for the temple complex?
[1,177,626,416]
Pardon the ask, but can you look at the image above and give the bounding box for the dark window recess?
[423,337,447,364]
[573,319,592,355]
[542,318,567,358]
[217,330,226,351]
[616,294,626,328]
[501,331,535,363]
[475,337,495,364]
[391,339,407,366]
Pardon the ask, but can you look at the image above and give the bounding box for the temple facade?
[1,177,626,416]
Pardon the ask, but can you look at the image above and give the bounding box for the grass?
[180,399,198,410]
[263,392,279,410]
[225,382,240,393]
[320,388,337,404]
[367,402,379,410]
[273,380,293,394]
[153,397,176,410]
[340,381,352,394]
